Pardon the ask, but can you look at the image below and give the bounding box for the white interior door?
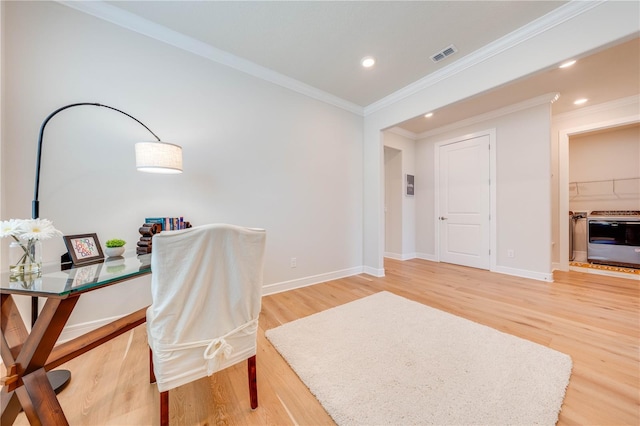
[438,135,490,269]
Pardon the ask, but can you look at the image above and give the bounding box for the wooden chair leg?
[160,390,169,426]
[149,348,156,384]
[247,355,258,409]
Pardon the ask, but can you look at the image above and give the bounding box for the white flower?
[18,219,62,241]
[0,218,62,241]
[0,219,24,238]
[3,218,61,276]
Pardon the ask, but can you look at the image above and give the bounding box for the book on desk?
[138,217,192,254]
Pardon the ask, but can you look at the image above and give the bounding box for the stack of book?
[145,217,191,231]
[136,217,192,255]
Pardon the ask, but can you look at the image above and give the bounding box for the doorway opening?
[559,117,639,276]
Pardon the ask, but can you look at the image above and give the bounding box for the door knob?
[439,216,448,220]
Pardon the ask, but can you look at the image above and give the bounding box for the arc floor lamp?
[33,102,182,219]
[32,102,183,391]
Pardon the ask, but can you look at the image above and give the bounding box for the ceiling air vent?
[430,45,458,63]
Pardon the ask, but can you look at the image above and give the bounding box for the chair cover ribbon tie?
[203,319,258,375]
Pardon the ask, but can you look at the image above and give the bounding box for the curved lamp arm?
[32,102,175,219]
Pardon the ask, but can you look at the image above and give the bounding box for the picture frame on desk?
[63,233,105,265]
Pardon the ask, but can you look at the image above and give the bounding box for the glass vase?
[9,239,42,278]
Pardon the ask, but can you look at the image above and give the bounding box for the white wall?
[1,2,363,334]
[384,146,402,257]
[416,102,553,280]
[0,2,3,265]
[383,130,416,260]
[415,133,436,260]
[363,1,640,275]
[569,124,640,212]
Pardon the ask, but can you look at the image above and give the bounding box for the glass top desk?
[1,252,151,297]
[1,252,152,425]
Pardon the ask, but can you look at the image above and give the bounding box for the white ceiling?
[92,1,638,134]
[105,1,565,105]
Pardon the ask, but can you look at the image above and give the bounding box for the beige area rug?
[266,291,572,425]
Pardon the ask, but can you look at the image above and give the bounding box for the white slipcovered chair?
[146,223,266,426]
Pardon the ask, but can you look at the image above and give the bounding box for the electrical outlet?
[507,249,515,258]
[290,257,297,268]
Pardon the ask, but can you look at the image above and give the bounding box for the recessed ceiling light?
[559,60,576,68]
[574,98,588,105]
[361,56,375,68]
[424,112,434,118]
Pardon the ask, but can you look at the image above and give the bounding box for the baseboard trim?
[384,252,417,261]
[262,266,365,296]
[363,266,385,277]
[59,314,131,343]
[384,252,402,260]
[493,265,554,282]
[416,253,438,262]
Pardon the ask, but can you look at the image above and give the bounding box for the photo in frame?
[406,174,415,196]
[63,233,105,265]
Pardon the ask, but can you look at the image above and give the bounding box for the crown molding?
[416,92,560,139]
[385,126,417,140]
[553,95,640,122]
[57,1,364,116]
[58,0,604,119]
[363,0,603,116]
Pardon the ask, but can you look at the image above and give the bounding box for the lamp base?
[49,369,71,394]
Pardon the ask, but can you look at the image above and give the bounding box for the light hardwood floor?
[9,258,639,425]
